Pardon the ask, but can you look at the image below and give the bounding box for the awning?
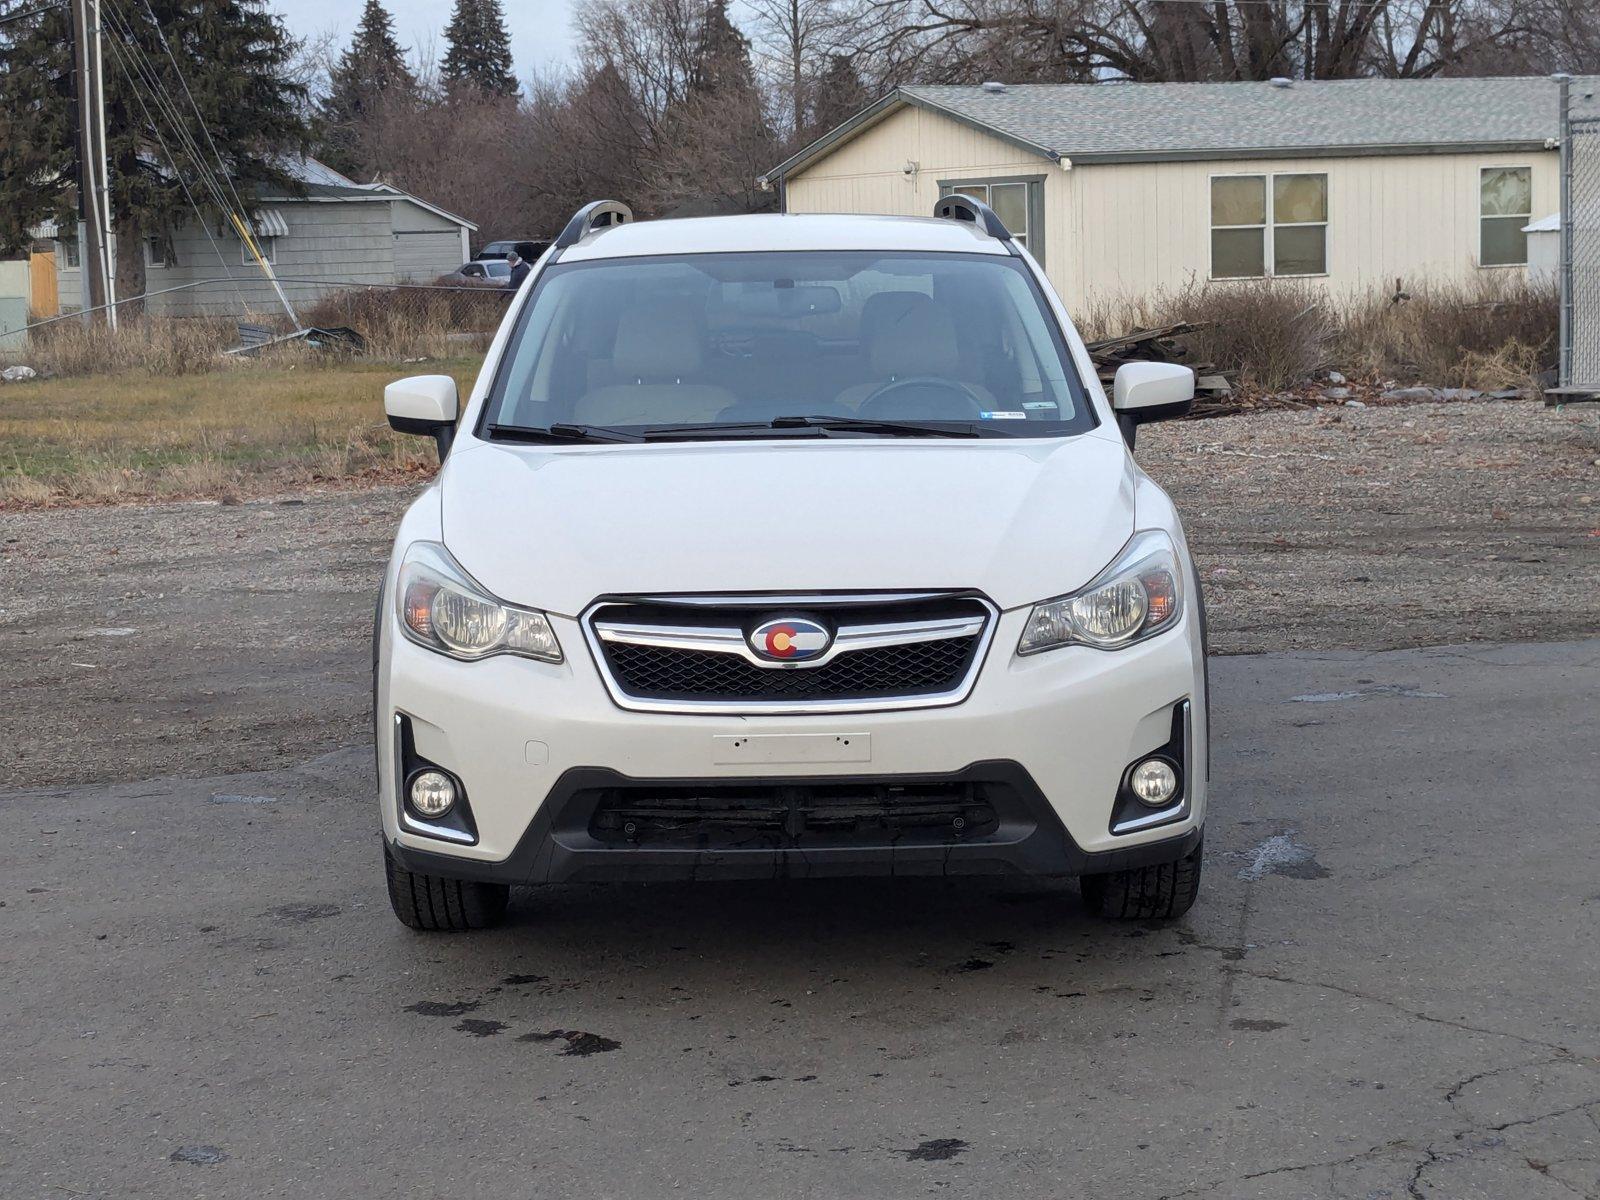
[251,209,289,238]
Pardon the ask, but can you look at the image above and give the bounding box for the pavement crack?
[1234,968,1577,1053]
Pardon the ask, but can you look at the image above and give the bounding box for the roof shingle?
[771,77,1568,179]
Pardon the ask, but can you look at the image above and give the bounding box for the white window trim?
[1208,171,1330,281]
[241,235,277,266]
[143,237,170,269]
[1477,164,1532,269]
[56,239,80,269]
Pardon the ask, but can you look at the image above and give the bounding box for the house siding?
[391,199,467,280]
[784,103,1558,311]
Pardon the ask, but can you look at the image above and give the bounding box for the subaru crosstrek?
[375,197,1208,931]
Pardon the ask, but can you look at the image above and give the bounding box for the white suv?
[375,197,1208,931]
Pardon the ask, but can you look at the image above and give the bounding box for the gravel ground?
[3,396,1596,789]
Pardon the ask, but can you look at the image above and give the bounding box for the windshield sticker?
[979,411,1028,420]
[1022,401,1059,411]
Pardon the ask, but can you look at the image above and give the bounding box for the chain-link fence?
[1564,112,1600,396]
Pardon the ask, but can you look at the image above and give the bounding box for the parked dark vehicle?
[477,239,549,262]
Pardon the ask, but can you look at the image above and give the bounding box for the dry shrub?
[1335,275,1557,389]
[0,474,56,507]
[1082,279,1336,392]
[1084,274,1557,393]
[14,316,232,378]
[300,284,504,359]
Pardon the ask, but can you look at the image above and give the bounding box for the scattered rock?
[1326,370,1346,384]
[1343,399,1366,409]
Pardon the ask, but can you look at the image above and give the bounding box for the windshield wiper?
[635,415,983,441]
[486,422,644,444]
[770,415,983,438]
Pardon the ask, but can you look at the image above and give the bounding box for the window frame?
[1208,170,1330,281]
[241,235,277,266]
[56,238,80,269]
[1477,164,1532,269]
[937,175,1047,267]
[143,236,171,269]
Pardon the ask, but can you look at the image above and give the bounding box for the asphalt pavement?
[2,640,1598,1198]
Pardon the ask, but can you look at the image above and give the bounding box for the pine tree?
[0,0,309,309]
[805,53,869,140]
[441,0,519,99]
[318,0,416,176]
[688,0,759,99]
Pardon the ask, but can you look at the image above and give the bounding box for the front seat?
[835,294,993,417]
[570,299,735,427]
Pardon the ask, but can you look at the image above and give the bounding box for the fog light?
[408,769,457,818]
[1130,758,1178,807]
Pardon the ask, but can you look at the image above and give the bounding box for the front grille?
[588,780,1001,848]
[605,635,976,701]
[585,593,995,711]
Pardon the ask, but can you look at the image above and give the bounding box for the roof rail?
[554,200,634,249]
[933,193,1012,240]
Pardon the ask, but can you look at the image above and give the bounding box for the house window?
[56,238,79,269]
[938,178,1044,264]
[144,237,171,269]
[241,235,277,266]
[1211,173,1328,279]
[1480,166,1531,267]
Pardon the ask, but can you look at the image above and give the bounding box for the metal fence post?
[1558,75,1572,389]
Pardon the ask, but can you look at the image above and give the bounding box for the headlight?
[396,541,562,663]
[1018,530,1184,654]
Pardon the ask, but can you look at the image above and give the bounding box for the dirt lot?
[3,396,1596,789]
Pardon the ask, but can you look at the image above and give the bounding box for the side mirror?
[1112,362,1194,448]
[385,375,459,459]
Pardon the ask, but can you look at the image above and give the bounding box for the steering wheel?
[858,376,986,421]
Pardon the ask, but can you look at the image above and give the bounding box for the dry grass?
[1082,276,1558,394]
[300,284,506,359]
[0,355,483,508]
[1335,275,1558,390]
[15,315,240,378]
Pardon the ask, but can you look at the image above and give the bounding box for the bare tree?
[846,0,1560,83]
[744,0,850,133]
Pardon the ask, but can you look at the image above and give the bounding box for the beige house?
[763,78,1561,311]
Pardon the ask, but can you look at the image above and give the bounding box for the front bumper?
[377,605,1208,880]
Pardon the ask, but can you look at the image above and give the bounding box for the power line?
[99,13,247,307]
[0,1,66,27]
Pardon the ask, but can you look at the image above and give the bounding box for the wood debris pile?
[1084,322,1235,413]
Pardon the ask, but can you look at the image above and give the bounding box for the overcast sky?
[270,0,580,82]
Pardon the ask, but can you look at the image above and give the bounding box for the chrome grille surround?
[582,592,999,715]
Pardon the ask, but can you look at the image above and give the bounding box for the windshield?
[477,251,1096,439]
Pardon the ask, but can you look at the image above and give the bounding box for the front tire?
[1081,837,1202,920]
[384,846,509,931]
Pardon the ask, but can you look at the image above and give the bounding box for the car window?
[480,251,1094,438]
[462,264,483,277]
[485,262,511,278]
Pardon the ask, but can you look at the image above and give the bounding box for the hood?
[439,432,1135,615]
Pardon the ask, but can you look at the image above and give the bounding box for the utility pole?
[70,0,116,326]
